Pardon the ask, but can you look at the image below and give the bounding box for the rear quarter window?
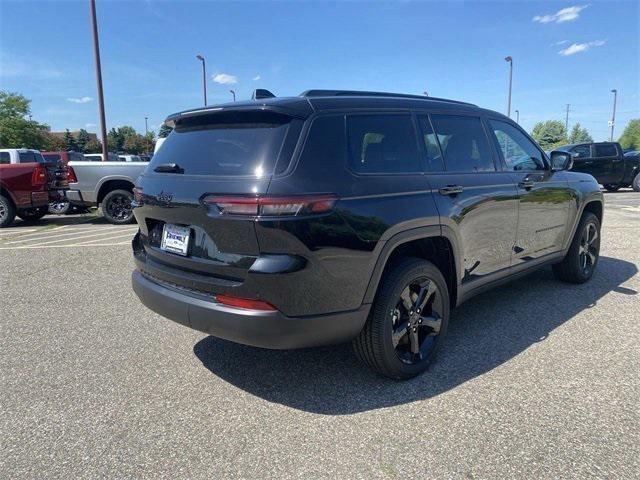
[0,152,10,164]
[594,144,618,157]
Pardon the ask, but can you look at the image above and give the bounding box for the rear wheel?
[552,212,600,284]
[0,194,16,228]
[353,258,450,380]
[17,206,48,222]
[632,173,640,192]
[101,189,135,224]
[603,184,621,192]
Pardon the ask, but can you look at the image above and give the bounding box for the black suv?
[131,90,604,379]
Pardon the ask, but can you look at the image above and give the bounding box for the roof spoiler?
[252,89,276,100]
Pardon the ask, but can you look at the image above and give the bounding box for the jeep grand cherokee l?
[131,90,603,379]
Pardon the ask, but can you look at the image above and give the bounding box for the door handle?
[518,179,535,189]
[438,185,464,196]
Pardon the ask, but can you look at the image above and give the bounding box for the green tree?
[568,123,593,144]
[45,134,66,151]
[0,91,51,149]
[158,124,173,138]
[531,120,568,150]
[76,129,90,152]
[84,138,102,153]
[618,119,640,150]
[64,129,78,151]
[0,91,30,118]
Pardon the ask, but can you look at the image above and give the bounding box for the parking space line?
[0,229,38,237]
[0,242,132,250]
[74,232,137,245]
[4,226,123,244]
[16,228,134,247]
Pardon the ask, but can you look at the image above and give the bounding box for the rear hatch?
[133,108,304,290]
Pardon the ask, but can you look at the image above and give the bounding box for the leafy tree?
[107,127,124,152]
[45,134,66,151]
[0,90,51,149]
[568,123,593,144]
[531,120,568,150]
[76,129,90,152]
[0,91,30,118]
[618,119,640,150]
[64,129,78,151]
[158,124,173,138]
[84,139,102,153]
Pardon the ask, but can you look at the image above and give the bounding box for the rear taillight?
[215,294,277,311]
[66,166,78,183]
[31,165,47,186]
[203,195,337,217]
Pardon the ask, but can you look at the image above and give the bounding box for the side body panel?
[0,163,48,208]
[67,161,148,204]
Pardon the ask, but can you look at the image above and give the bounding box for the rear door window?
[18,151,46,164]
[149,110,298,176]
[430,115,495,172]
[347,114,420,174]
[594,144,618,157]
[571,145,591,158]
[0,152,10,164]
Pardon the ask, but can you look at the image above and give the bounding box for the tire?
[0,194,17,228]
[48,201,71,215]
[17,206,48,222]
[603,184,620,192]
[632,173,640,192]
[353,258,450,380]
[101,189,135,225]
[552,212,601,284]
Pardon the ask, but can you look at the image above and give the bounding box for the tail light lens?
[203,195,337,217]
[66,166,77,183]
[215,294,277,311]
[31,165,47,186]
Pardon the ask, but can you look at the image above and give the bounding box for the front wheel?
[632,173,640,192]
[17,206,48,222]
[552,212,601,284]
[101,189,135,225]
[353,258,450,380]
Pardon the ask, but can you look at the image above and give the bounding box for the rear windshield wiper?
[154,163,184,174]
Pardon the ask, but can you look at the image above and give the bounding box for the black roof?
[165,90,498,125]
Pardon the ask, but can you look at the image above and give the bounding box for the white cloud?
[534,5,588,24]
[553,40,569,46]
[558,40,606,56]
[67,96,93,104]
[85,123,97,128]
[252,74,261,81]
[212,73,238,85]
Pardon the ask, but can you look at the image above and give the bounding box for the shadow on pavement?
[193,256,637,415]
[9,212,107,228]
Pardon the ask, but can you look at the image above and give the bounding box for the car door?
[593,143,625,185]
[570,144,610,183]
[487,118,573,265]
[419,113,518,287]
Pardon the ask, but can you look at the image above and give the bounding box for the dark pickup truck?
[559,141,640,191]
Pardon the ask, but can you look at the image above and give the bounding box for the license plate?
[160,224,190,256]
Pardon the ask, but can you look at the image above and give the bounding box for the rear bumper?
[132,270,369,349]
[30,191,49,208]
[66,190,92,206]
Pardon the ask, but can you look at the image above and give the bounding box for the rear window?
[149,110,298,176]
[43,153,62,162]
[18,151,46,164]
[1,152,10,164]
[594,144,618,157]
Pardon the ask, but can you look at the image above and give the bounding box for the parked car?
[0,149,68,227]
[66,160,148,224]
[118,154,147,163]
[84,153,120,162]
[130,90,604,380]
[557,141,640,192]
[624,150,639,158]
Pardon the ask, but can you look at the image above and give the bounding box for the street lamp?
[505,56,513,118]
[230,89,236,102]
[196,54,207,106]
[610,89,617,141]
[144,116,148,135]
[515,109,519,123]
[89,0,108,161]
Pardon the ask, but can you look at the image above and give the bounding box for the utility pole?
[515,110,519,123]
[144,117,148,135]
[196,55,207,106]
[565,104,570,132]
[230,89,236,102]
[610,89,617,141]
[505,56,513,117]
[89,0,108,161]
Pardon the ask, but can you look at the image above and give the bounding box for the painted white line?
[0,242,131,250]
[74,232,135,245]
[4,226,122,244]
[18,229,130,247]
[0,229,38,237]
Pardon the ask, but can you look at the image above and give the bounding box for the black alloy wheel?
[102,189,135,224]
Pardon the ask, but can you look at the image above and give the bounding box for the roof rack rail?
[299,90,476,106]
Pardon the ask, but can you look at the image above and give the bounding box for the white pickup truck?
[66,160,148,224]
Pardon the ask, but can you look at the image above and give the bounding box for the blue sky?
[1,0,638,141]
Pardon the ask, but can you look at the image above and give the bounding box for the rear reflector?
[204,195,337,217]
[215,294,277,311]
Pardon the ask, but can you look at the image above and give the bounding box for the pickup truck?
[0,149,68,227]
[559,141,640,191]
[66,161,148,224]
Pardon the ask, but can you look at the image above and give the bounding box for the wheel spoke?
[413,279,436,313]
[588,228,598,246]
[400,288,413,312]
[587,250,596,266]
[421,315,441,334]
[408,327,420,356]
[392,320,410,347]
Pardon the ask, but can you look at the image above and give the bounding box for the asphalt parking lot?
[1,192,639,479]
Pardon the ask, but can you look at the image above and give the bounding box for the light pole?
[610,89,617,141]
[515,110,519,124]
[565,104,570,132]
[196,54,207,106]
[89,0,108,161]
[230,89,236,102]
[505,56,513,118]
[423,91,429,97]
[144,117,148,135]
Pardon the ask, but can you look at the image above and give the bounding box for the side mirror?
[550,150,574,171]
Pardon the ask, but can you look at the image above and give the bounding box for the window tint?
[347,114,420,173]
[69,152,85,161]
[43,153,62,162]
[571,145,591,158]
[489,119,544,171]
[0,152,10,164]
[594,144,617,157]
[297,115,347,176]
[416,115,444,172]
[430,115,495,172]
[149,110,296,176]
[18,151,46,164]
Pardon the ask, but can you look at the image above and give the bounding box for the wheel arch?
[97,178,135,204]
[363,226,460,308]
[0,184,17,208]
